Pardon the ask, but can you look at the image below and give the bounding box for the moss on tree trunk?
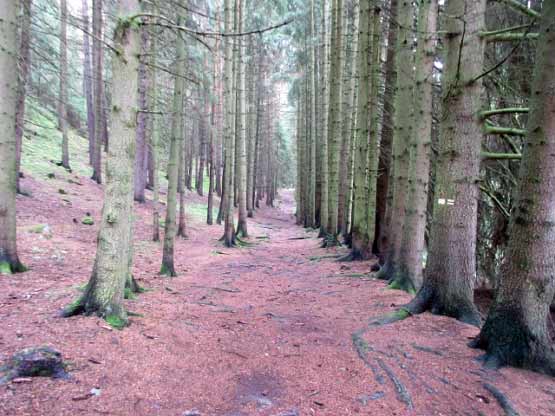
[62,0,141,325]
[471,1,555,375]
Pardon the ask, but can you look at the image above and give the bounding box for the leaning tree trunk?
[388,0,437,293]
[0,0,25,274]
[161,12,186,276]
[377,0,414,280]
[62,0,140,325]
[470,2,555,375]
[59,0,70,170]
[406,0,485,326]
[15,0,32,193]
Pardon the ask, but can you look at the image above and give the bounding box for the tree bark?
[82,0,95,167]
[222,0,237,247]
[161,11,186,276]
[59,0,70,170]
[406,0,486,326]
[15,0,32,193]
[377,0,414,279]
[0,0,25,274]
[350,0,372,260]
[318,0,329,236]
[375,0,397,258]
[236,0,248,238]
[91,0,103,184]
[325,0,343,244]
[388,0,437,293]
[63,0,141,324]
[134,17,150,203]
[471,2,555,375]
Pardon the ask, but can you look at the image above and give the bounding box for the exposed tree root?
[374,264,390,281]
[411,343,444,356]
[352,330,373,366]
[308,254,342,262]
[60,296,128,329]
[482,383,520,416]
[405,285,482,327]
[369,308,412,326]
[376,358,413,409]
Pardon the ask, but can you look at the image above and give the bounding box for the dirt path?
[1,179,554,416]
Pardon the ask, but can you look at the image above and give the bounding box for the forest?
[1,0,555,414]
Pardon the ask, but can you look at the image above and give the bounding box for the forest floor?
[1,173,555,416]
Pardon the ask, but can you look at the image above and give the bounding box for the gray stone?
[0,346,68,384]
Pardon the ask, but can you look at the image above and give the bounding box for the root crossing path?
[1,182,554,416]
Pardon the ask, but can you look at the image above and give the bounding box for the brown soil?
[1,175,555,416]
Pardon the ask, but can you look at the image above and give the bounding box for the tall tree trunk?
[377,0,414,280]
[318,0,329,236]
[150,35,160,242]
[161,12,186,276]
[177,121,188,239]
[325,0,343,244]
[342,0,359,242]
[388,0,437,293]
[236,0,248,237]
[82,0,95,167]
[91,0,103,184]
[471,2,555,375]
[375,0,398,257]
[307,0,318,229]
[350,0,372,260]
[406,0,485,326]
[222,0,237,247]
[59,0,70,170]
[15,0,32,193]
[337,1,353,236]
[134,18,150,203]
[208,37,220,226]
[364,4,382,256]
[0,0,25,274]
[62,0,140,324]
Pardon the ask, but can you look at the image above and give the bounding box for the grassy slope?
[21,97,216,222]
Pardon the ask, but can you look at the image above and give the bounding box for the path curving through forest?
[1,180,554,415]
